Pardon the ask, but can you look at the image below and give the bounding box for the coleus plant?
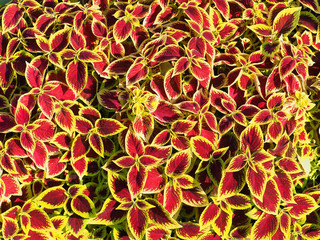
[1,0,320,239]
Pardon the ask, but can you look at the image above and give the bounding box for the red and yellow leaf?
[133,113,154,141]
[218,169,246,199]
[113,19,132,43]
[164,69,182,100]
[89,198,126,226]
[252,213,278,240]
[190,136,214,161]
[176,222,201,240]
[240,124,264,153]
[212,204,232,237]
[89,133,104,157]
[108,172,131,203]
[278,157,302,173]
[190,59,211,82]
[225,194,252,210]
[114,156,135,168]
[301,224,320,240]
[15,103,30,126]
[96,118,126,137]
[273,170,294,203]
[70,29,85,49]
[78,49,102,62]
[25,62,43,88]
[165,149,191,177]
[55,107,76,135]
[248,24,272,36]
[273,7,301,37]
[2,4,24,32]
[153,44,184,63]
[146,226,170,240]
[0,62,14,90]
[50,28,70,52]
[173,57,190,76]
[251,109,272,125]
[71,135,89,161]
[29,140,48,169]
[253,179,281,215]
[32,119,56,142]
[66,60,88,95]
[213,0,230,20]
[0,113,15,133]
[279,56,296,79]
[125,130,144,158]
[1,174,22,198]
[127,205,148,240]
[163,182,182,216]
[142,167,166,194]
[71,157,88,180]
[287,194,318,219]
[226,154,247,172]
[2,217,19,239]
[71,194,96,218]
[28,208,53,231]
[126,62,149,86]
[181,186,208,207]
[51,216,67,231]
[36,186,68,209]
[146,198,180,228]
[247,164,268,200]
[67,214,85,236]
[128,164,147,198]
[199,202,220,229]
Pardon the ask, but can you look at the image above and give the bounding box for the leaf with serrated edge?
[127,205,147,240]
[212,204,232,237]
[128,164,147,198]
[2,4,24,32]
[146,198,181,229]
[181,186,208,207]
[287,194,319,219]
[2,217,19,238]
[88,198,126,226]
[55,107,75,135]
[163,182,182,216]
[190,136,214,161]
[165,149,191,177]
[225,194,252,210]
[273,7,301,37]
[253,178,281,215]
[252,212,278,240]
[36,187,68,209]
[66,60,88,95]
[247,164,267,201]
[199,202,220,230]
[240,124,264,153]
[96,118,126,137]
[71,194,96,218]
[218,170,246,199]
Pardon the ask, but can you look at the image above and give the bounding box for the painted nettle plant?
[1,0,320,239]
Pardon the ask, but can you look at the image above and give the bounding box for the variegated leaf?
[190,136,214,161]
[128,205,148,240]
[36,187,68,209]
[66,60,88,95]
[273,7,301,37]
[71,194,96,218]
[89,198,126,226]
[252,213,278,240]
[287,194,318,219]
[165,149,191,177]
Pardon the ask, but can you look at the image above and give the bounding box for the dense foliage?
[1,0,320,239]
